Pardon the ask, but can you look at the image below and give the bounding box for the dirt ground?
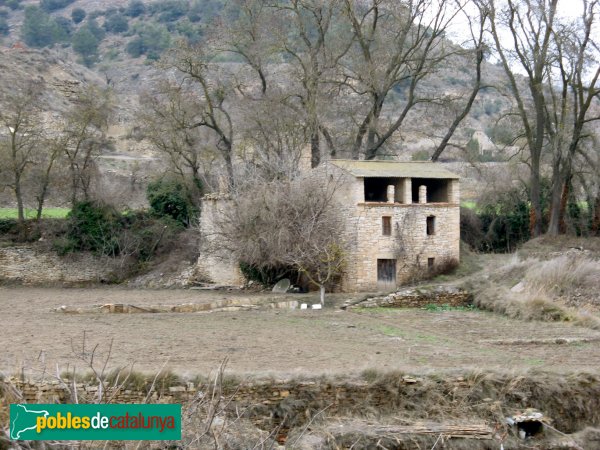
[1,287,600,378]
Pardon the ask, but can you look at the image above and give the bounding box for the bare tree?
[273,0,352,166]
[0,83,43,222]
[544,0,600,235]
[489,0,600,236]
[163,42,238,187]
[338,0,477,160]
[488,0,557,237]
[212,175,347,303]
[32,135,64,220]
[138,81,217,195]
[62,85,112,206]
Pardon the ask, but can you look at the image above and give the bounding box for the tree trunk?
[15,173,24,223]
[592,192,600,236]
[546,164,563,236]
[320,284,325,306]
[310,128,320,168]
[529,156,543,237]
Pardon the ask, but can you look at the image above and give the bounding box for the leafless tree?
[0,83,44,222]
[163,42,238,187]
[273,0,352,167]
[338,0,478,160]
[138,81,217,195]
[488,0,600,236]
[62,85,112,206]
[31,135,64,220]
[212,175,347,303]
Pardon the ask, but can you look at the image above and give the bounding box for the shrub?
[72,26,99,66]
[65,200,121,255]
[54,16,73,36]
[21,5,68,47]
[0,17,8,35]
[60,202,183,268]
[71,7,86,24]
[411,150,430,161]
[85,18,105,40]
[146,179,197,226]
[104,12,128,33]
[40,0,75,13]
[126,22,171,59]
[1,0,22,10]
[126,0,145,17]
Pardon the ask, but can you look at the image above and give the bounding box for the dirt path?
[1,287,599,377]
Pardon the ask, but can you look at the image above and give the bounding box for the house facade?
[324,160,460,292]
[198,160,460,292]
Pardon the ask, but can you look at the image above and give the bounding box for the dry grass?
[525,255,600,297]
[3,367,600,449]
[471,249,600,329]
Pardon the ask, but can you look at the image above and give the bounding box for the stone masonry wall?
[335,171,460,292]
[0,246,118,285]
[198,197,243,286]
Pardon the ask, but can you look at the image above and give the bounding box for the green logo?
[10,404,181,441]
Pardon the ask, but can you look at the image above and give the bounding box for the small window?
[426,216,436,235]
[382,216,391,236]
[428,257,435,269]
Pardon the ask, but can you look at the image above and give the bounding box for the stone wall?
[5,373,600,434]
[0,246,119,285]
[197,196,243,286]
[333,169,460,292]
[342,285,472,309]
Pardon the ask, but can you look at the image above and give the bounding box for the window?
[428,257,435,269]
[382,216,391,236]
[426,216,436,235]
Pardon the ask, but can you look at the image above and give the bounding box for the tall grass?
[473,253,600,329]
[525,255,600,296]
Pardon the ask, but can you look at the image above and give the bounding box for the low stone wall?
[4,372,600,434]
[0,246,118,285]
[342,285,472,309]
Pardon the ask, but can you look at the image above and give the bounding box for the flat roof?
[328,160,460,179]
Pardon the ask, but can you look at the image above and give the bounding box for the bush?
[71,7,86,24]
[72,25,100,66]
[61,201,183,267]
[126,22,171,58]
[126,0,145,17]
[40,0,75,13]
[54,16,73,36]
[104,12,128,33]
[85,18,105,40]
[0,17,8,36]
[239,262,295,286]
[65,200,121,255]
[21,5,68,47]
[146,179,197,226]
[1,0,22,10]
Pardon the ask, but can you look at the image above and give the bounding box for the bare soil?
[1,286,600,378]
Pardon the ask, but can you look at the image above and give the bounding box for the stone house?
[322,160,460,291]
[198,160,460,292]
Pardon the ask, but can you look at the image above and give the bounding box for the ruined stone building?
[199,160,460,292]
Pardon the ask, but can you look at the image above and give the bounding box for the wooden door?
[377,259,396,291]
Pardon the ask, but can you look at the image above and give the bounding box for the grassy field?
[0,207,70,219]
